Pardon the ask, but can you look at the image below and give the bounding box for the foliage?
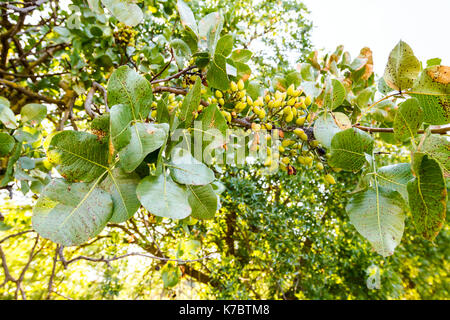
[0,0,448,300]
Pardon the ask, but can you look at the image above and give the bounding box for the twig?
[153,85,208,107]
[46,245,59,299]
[0,0,48,13]
[17,234,39,282]
[150,47,175,82]
[0,230,34,244]
[151,65,195,84]
[25,43,68,72]
[0,69,69,78]
[0,245,16,285]
[50,289,74,300]
[58,245,216,268]
[354,125,450,135]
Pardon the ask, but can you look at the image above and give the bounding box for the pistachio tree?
[0,0,448,299]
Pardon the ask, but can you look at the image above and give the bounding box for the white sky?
[302,0,450,76]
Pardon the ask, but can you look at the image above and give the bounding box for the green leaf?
[136,174,191,219]
[378,122,397,145]
[198,12,223,55]
[376,163,414,202]
[47,131,109,182]
[226,61,237,77]
[87,0,104,14]
[199,103,227,137]
[346,186,405,257]
[118,122,169,172]
[19,156,35,170]
[234,61,251,80]
[156,95,170,124]
[215,34,234,57]
[161,262,181,288]
[348,56,367,71]
[313,112,342,149]
[426,58,441,67]
[323,78,346,110]
[32,178,113,246]
[107,65,153,120]
[410,65,450,125]
[300,63,315,81]
[0,221,12,231]
[171,39,191,69]
[301,81,321,99]
[179,77,202,126]
[383,40,421,91]
[207,53,229,90]
[0,142,21,187]
[177,0,198,35]
[187,184,218,220]
[193,51,210,69]
[110,104,132,151]
[355,87,374,109]
[211,180,226,194]
[101,0,143,27]
[407,155,447,240]
[13,128,40,143]
[329,128,374,171]
[182,29,198,54]
[377,78,394,95]
[285,71,302,88]
[100,168,140,223]
[90,113,110,137]
[231,49,252,63]
[0,97,17,129]
[246,81,262,101]
[419,134,450,177]
[393,98,423,142]
[273,75,286,91]
[0,133,15,156]
[170,148,215,185]
[20,103,47,124]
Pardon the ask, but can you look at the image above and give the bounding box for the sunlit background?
[303,0,450,75]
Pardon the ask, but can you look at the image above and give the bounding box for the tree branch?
[0,78,65,107]
[152,86,207,107]
[0,230,34,244]
[58,245,216,268]
[84,81,108,119]
[151,65,196,84]
[0,0,48,14]
[354,125,450,135]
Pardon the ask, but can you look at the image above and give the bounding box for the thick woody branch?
[0,78,64,107]
[84,81,108,119]
[58,95,76,131]
[152,85,188,95]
